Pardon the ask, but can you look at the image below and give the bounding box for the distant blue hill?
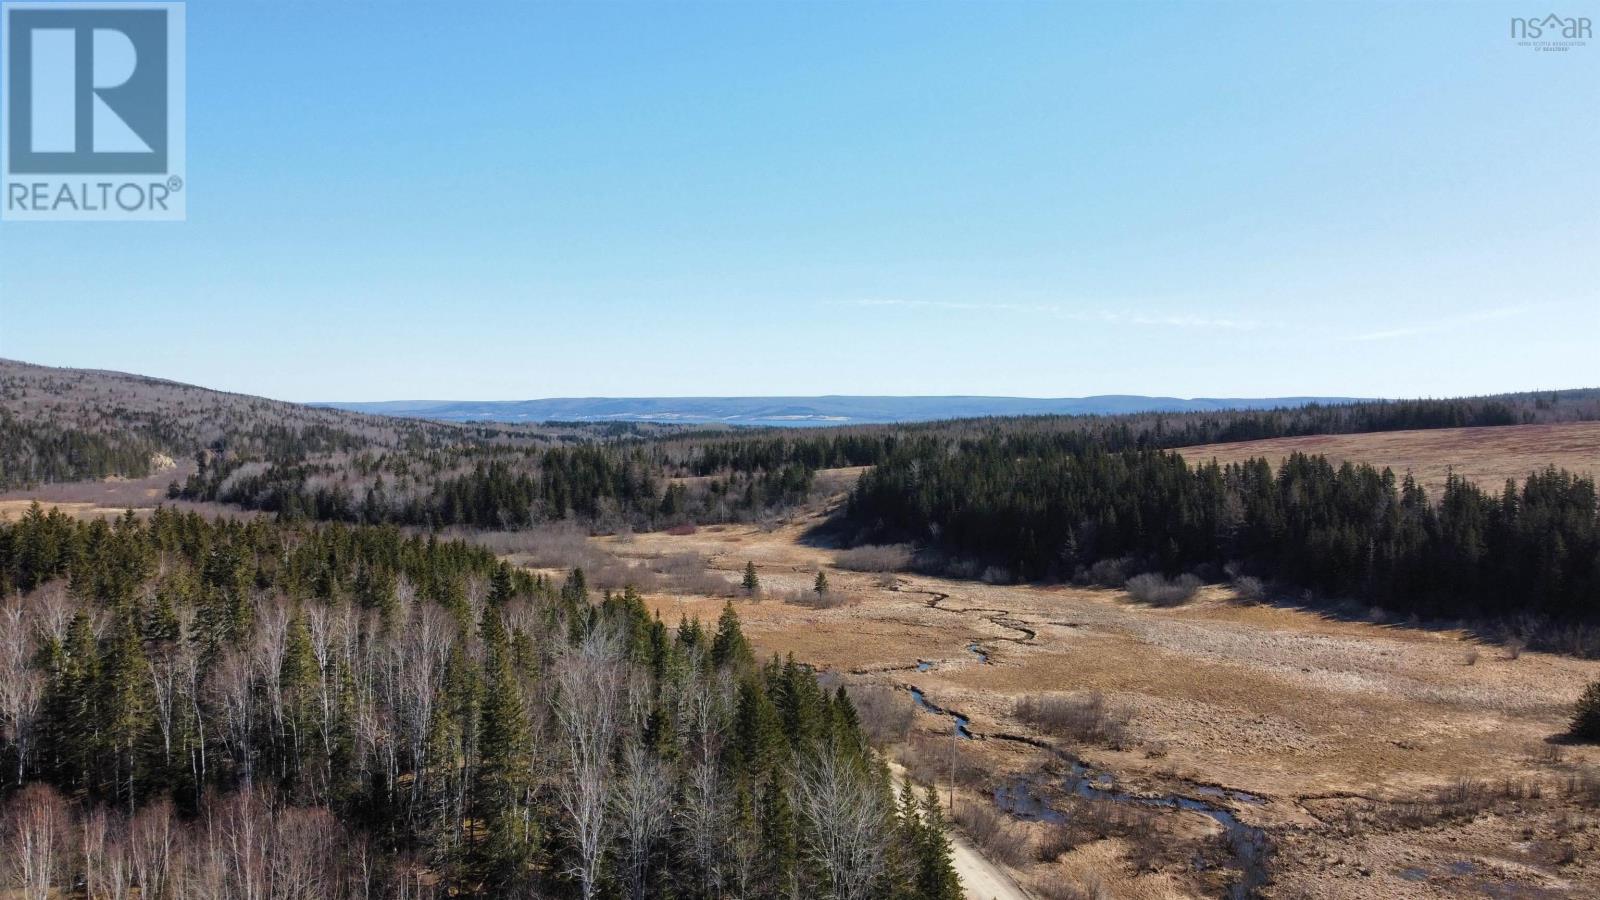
[314,395,1370,428]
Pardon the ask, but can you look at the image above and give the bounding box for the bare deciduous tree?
[611,744,671,900]
[794,750,889,900]
[2,784,68,900]
[0,597,44,786]
[209,648,258,788]
[553,627,623,900]
[677,758,727,898]
[129,796,175,900]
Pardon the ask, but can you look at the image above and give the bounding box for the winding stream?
[900,579,1270,890]
[909,686,974,739]
[994,767,1268,857]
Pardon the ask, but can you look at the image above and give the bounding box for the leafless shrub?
[1082,557,1132,588]
[898,734,980,792]
[655,567,738,598]
[776,588,858,609]
[1441,777,1483,806]
[832,544,913,573]
[846,685,915,746]
[664,523,697,536]
[1031,875,1111,900]
[648,552,708,578]
[1125,573,1202,607]
[636,551,737,596]
[931,556,980,580]
[1034,822,1078,861]
[1231,575,1266,603]
[1562,767,1600,805]
[1504,638,1526,660]
[952,803,1030,867]
[1532,742,1565,765]
[1478,618,1600,659]
[1462,648,1479,666]
[1389,778,1491,829]
[1546,623,1600,658]
[1492,776,1542,801]
[1014,693,1131,748]
[980,566,1013,585]
[1072,795,1150,838]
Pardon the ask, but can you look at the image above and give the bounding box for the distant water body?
[315,395,1368,428]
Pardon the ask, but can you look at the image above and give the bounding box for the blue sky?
[1,0,1596,401]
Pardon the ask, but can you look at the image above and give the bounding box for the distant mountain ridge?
[314,395,1372,427]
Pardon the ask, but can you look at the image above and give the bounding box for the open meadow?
[1177,422,1600,496]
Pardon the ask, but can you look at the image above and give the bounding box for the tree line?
[170,449,819,531]
[847,435,1600,625]
[0,413,159,490]
[0,506,960,899]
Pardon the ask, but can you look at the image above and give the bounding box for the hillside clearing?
[1177,422,1600,495]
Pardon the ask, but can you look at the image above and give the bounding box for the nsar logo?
[2,2,185,221]
[1510,13,1592,51]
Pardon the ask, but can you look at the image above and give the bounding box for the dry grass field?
[0,462,260,523]
[1177,422,1600,495]
[601,510,1600,899]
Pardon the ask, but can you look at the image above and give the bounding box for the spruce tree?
[742,561,761,596]
[98,612,152,807]
[712,601,753,671]
[1572,680,1600,742]
[489,561,515,608]
[280,613,319,784]
[916,787,963,900]
[759,774,799,896]
[813,570,829,595]
[476,609,534,883]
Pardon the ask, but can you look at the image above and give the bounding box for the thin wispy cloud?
[841,299,1266,331]
[1349,306,1530,342]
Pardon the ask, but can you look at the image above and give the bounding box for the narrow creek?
[896,580,1269,894]
[993,767,1268,846]
[909,686,974,739]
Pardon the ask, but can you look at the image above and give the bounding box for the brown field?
[602,505,1600,899]
[1177,422,1600,495]
[0,462,256,523]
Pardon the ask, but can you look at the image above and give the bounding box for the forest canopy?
[0,507,960,899]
